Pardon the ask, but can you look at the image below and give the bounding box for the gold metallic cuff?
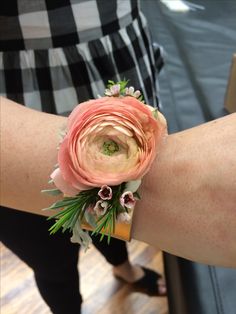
[82,209,134,242]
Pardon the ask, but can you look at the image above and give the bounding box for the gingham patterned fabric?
[0,0,163,114]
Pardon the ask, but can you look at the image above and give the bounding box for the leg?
[0,207,82,314]
[92,235,166,296]
[92,236,143,281]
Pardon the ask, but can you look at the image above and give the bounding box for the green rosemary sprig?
[41,188,62,196]
[44,182,132,246]
[45,188,100,235]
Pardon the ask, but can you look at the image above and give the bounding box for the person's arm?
[0,96,66,216]
[133,113,236,267]
[1,96,236,267]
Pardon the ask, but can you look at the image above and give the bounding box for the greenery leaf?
[124,180,141,193]
[84,210,97,228]
[41,188,62,196]
[134,191,141,200]
[71,220,92,250]
[44,182,138,248]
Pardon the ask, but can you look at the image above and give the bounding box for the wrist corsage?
[43,81,167,249]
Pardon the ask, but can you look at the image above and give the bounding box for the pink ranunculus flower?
[51,96,167,196]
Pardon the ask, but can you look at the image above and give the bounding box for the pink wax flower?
[104,84,121,96]
[98,185,112,200]
[120,191,136,209]
[94,200,108,216]
[125,86,141,98]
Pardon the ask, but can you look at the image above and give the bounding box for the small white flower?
[98,185,113,200]
[125,86,141,99]
[94,200,108,216]
[117,212,131,223]
[125,86,134,95]
[133,90,141,98]
[120,191,136,209]
[104,89,112,96]
[104,84,121,96]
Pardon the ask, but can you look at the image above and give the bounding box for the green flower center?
[102,140,119,156]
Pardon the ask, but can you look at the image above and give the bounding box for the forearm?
[0,97,66,215]
[133,113,236,267]
[1,97,236,266]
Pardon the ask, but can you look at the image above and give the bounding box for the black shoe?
[115,266,167,297]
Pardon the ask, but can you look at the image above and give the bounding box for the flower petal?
[50,168,79,196]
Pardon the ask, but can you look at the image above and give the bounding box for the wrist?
[132,117,236,267]
[131,133,176,244]
[43,81,168,249]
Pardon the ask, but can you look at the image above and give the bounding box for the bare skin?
[1,97,236,267]
[133,114,236,267]
[0,97,167,295]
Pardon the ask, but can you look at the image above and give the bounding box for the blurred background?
[141,1,236,314]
